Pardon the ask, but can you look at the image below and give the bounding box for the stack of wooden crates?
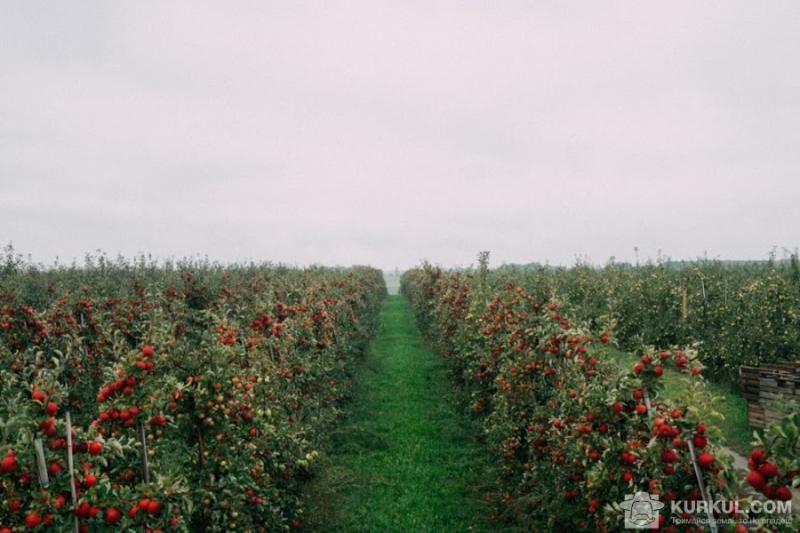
[740,362,800,428]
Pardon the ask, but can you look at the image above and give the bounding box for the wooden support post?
[681,288,688,320]
[139,421,150,483]
[643,389,654,419]
[65,412,80,533]
[33,438,49,488]
[687,439,718,533]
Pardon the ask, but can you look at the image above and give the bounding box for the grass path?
[304,295,492,532]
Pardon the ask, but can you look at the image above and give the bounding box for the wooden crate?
[739,362,800,428]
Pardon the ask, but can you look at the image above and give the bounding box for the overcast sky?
[1,2,799,270]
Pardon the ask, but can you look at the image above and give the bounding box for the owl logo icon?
[620,492,664,529]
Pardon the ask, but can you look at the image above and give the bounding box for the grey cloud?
[1,1,799,269]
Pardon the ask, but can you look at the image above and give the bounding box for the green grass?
[304,297,754,531]
[304,295,493,532]
[605,348,752,455]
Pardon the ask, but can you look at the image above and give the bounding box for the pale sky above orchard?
[2,1,799,270]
